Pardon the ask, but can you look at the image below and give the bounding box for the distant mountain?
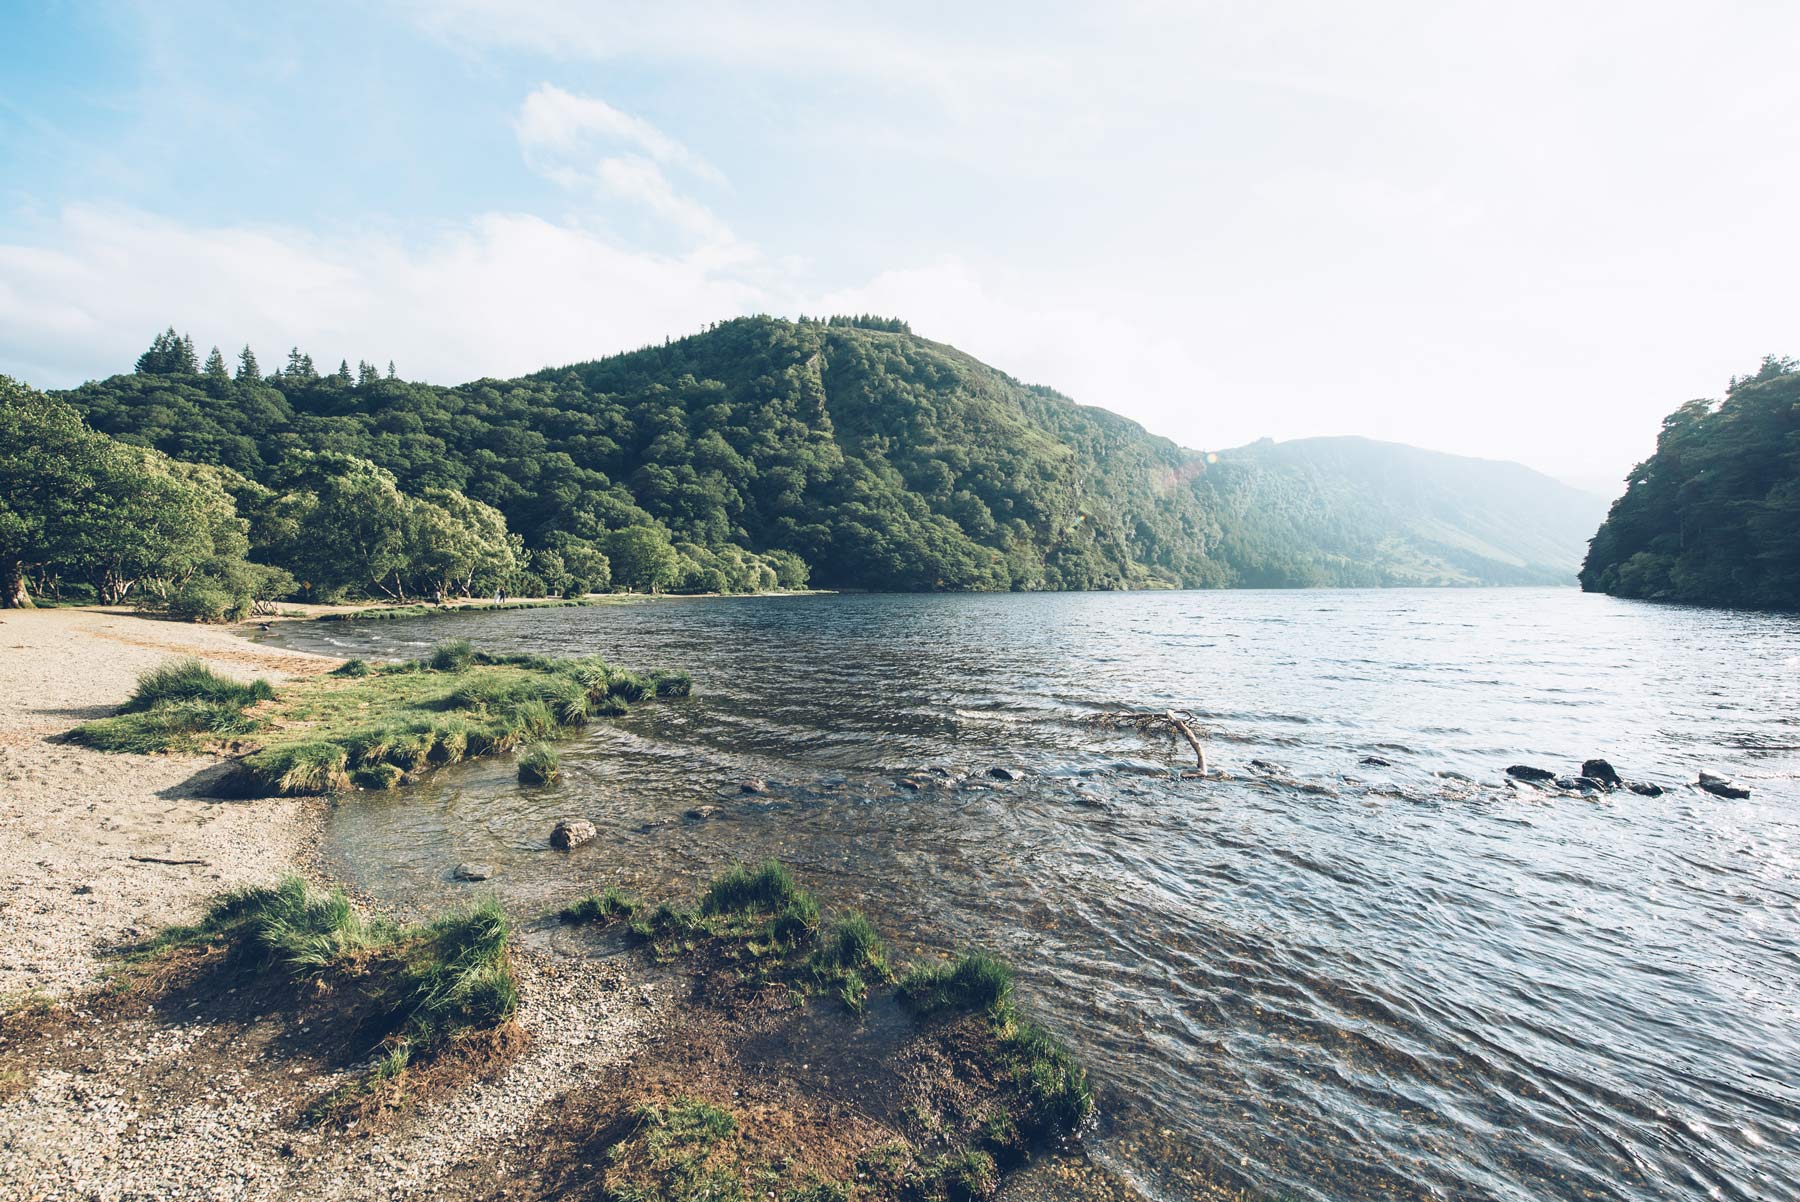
[1581,357,1800,609]
[57,316,1604,592]
[1199,436,1610,587]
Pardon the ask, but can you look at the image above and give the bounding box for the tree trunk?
[2,559,32,609]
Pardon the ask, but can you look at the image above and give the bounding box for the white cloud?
[0,205,761,389]
[516,83,722,184]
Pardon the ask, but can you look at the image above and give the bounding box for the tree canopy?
[1581,357,1800,608]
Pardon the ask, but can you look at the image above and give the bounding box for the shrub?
[330,658,371,677]
[428,639,475,672]
[122,657,273,712]
[167,580,251,623]
[518,743,560,784]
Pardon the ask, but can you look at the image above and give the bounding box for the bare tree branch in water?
[1084,710,1208,773]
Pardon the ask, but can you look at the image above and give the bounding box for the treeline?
[1581,356,1800,608]
[3,369,804,617]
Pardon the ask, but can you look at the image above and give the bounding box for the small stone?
[1696,772,1750,800]
[1627,782,1666,797]
[452,862,492,881]
[739,778,768,794]
[896,777,926,791]
[1505,765,1556,783]
[987,766,1025,782]
[1359,756,1392,767]
[549,818,597,849]
[683,805,720,821]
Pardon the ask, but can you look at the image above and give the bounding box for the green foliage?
[518,742,560,784]
[331,658,372,677]
[648,669,693,697]
[1583,356,1800,608]
[700,859,810,917]
[428,639,476,671]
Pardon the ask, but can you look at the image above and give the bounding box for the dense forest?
[1581,356,1800,608]
[5,316,1605,617]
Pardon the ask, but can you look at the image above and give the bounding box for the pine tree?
[175,333,199,374]
[236,345,261,382]
[135,327,181,374]
[285,347,318,381]
[203,346,228,381]
[356,360,379,388]
[386,360,397,380]
[334,359,352,383]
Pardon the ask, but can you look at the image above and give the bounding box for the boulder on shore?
[1697,772,1750,800]
[1581,759,1623,788]
[1505,765,1556,783]
[550,818,597,849]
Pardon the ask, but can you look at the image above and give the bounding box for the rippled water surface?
[263,588,1800,1201]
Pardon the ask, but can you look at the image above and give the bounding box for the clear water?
[262,589,1800,1202]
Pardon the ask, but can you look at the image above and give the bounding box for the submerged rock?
[1557,776,1602,794]
[1360,755,1393,767]
[550,818,597,850]
[987,766,1026,782]
[1505,765,1556,783]
[453,862,493,882]
[1581,758,1623,788]
[683,805,721,821]
[1697,772,1751,799]
[1248,759,1283,773]
[1628,782,1666,797]
[896,777,927,792]
[739,778,769,795]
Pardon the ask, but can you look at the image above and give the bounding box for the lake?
[262,588,1800,1202]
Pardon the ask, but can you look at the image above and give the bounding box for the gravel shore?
[0,607,665,1201]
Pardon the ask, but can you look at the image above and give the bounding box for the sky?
[3,2,1797,496]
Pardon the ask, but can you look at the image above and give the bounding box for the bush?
[167,580,250,623]
[518,743,560,784]
[330,658,371,677]
[123,657,273,712]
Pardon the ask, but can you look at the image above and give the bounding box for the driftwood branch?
[129,855,210,866]
[1083,709,1208,772]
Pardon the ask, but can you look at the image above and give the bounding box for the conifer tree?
[203,346,228,381]
[386,360,397,380]
[356,360,379,388]
[175,334,199,374]
[236,345,261,382]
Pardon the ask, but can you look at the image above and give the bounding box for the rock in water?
[1360,756,1393,767]
[1581,759,1623,788]
[1506,765,1556,782]
[987,766,1026,781]
[739,778,768,794]
[1697,772,1751,799]
[453,862,493,882]
[550,818,597,849]
[1628,782,1666,797]
[683,805,720,821]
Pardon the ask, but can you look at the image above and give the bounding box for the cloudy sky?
[4,1,1796,495]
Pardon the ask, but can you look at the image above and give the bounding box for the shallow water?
[263,588,1800,1201]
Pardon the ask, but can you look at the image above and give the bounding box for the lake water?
[262,588,1800,1202]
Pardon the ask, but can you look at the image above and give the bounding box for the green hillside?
[42,316,1603,599]
[1581,357,1800,608]
[1205,436,1608,587]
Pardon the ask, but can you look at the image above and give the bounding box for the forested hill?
[1203,436,1609,587]
[1581,357,1800,608]
[55,316,1599,593]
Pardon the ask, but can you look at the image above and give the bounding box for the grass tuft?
[330,658,372,677]
[122,658,273,712]
[518,743,560,785]
[899,952,1014,1016]
[557,886,641,924]
[428,639,476,672]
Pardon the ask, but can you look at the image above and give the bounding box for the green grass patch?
[556,886,641,924]
[72,645,690,796]
[128,877,517,1115]
[899,952,1013,1017]
[518,743,560,784]
[605,1097,856,1202]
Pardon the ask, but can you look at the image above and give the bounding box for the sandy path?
[0,607,333,1000]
